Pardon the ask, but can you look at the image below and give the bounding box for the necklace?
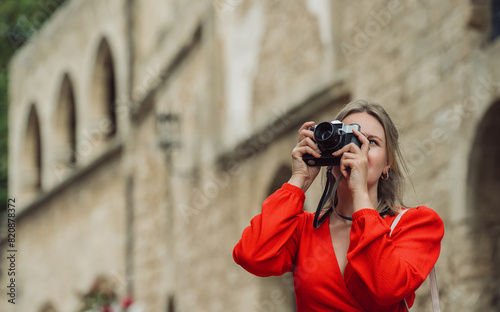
[334,205,352,221]
[333,206,391,221]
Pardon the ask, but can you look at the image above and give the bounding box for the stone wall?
[2,0,500,311]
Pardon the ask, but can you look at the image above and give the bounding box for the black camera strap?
[312,168,392,228]
[313,167,344,228]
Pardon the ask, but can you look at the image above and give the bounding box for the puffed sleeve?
[344,206,444,306]
[233,183,307,277]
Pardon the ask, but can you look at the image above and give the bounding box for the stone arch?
[466,100,500,310]
[54,73,77,167]
[258,163,296,312]
[266,164,293,195]
[39,302,57,312]
[21,104,42,199]
[90,37,117,140]
[167,294,175,312]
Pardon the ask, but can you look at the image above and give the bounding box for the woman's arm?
[233,122,322,276]
[232,183,307,276]
[344,207,444,305]
[287,121,322,192]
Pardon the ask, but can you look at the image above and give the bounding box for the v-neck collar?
[323,215,365,309]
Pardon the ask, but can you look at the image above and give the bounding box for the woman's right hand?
[287,121,322,192]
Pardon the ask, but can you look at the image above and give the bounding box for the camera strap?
[313,167,392,227]
[313,167,343,228]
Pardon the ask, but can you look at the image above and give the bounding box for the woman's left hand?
[332,129,370,196]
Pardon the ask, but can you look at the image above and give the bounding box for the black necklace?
[333,205,391,222]
[334,205,352,221]
[313,168,390,227]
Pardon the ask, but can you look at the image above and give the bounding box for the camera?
[302,120,362,166]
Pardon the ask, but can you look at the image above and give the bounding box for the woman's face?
[333,112,390,189]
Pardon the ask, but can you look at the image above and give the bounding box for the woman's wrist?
[287,175,309,193]
[352,191,374,212]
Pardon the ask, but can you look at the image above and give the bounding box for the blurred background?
[1,0,500,311]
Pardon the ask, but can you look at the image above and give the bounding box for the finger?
[340,160,350,179]
[298,129,315,142]
[295,138,321,154]
[331,145,348,157]
[299,137,321,154]
[298,121,315,134]
[339,151,356,160]
[298,122,315,141]
[332,142,360,157]
[341,157,363,177]
[353,129,370,154]
[293,146,321,158]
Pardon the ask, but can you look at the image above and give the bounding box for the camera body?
[302,120,362,166]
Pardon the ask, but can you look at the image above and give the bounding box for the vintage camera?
[302,120,362,166]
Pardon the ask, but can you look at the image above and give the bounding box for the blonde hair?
[325,99,411,216]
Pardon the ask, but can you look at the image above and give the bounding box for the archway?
[22,104,42,199]
[258,164,297,312]
[54,74,77,167]
[466,100,500,310]
[39,302,56,312]
[90,37,117,139]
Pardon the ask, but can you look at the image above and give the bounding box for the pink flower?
[101,305,112,312]
[122,296,133,309]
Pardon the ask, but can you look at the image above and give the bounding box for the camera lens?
[314,122,340,151]
[319,129,332,141]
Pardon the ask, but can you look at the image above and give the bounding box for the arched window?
[54,74,77,167]
[258,164,297,312]
[39,302,56,312]
[90,37,117,139]
[492,0,500,40]
[167,294,175,312]
[22,104,42,198]
[466,101,500,310]
[266,165,293,195]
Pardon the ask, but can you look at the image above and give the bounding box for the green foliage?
[0,0,67,209]
[0,69,8,209]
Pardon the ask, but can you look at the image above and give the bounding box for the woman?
[233,100,444,311]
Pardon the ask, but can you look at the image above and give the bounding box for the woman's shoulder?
[396,206,444,230]
[401,206,441,218]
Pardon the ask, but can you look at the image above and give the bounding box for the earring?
[381,171,389,181]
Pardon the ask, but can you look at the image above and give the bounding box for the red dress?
[233,183,444,311]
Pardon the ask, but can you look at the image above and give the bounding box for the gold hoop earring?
[381,172,389,181]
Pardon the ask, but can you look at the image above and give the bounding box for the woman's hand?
[287,122,322,192]
[332,129,371,198]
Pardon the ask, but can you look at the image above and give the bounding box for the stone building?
[1,0,500,311]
